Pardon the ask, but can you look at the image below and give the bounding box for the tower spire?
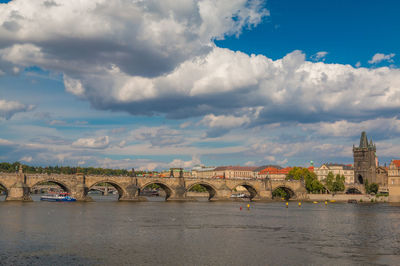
[359,131,368,148]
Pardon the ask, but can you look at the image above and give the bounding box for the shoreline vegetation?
[0,162,139,176]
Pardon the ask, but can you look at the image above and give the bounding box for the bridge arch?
[346,187,362,194]
[0,182,8,200]
[31,179,71,194]
[140,181,173,200]
[186,182,218,201]
[88,181,125,200]
[272,186,296,200]
[232,182,258,200]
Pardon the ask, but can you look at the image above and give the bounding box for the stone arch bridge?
[0,172,308,202]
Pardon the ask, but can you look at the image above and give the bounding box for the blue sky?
[0,0,399,170]
[218,0,400,65]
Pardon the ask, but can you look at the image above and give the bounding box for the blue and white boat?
[40,192,76,202]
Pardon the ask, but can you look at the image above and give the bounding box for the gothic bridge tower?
[353,131,377,184]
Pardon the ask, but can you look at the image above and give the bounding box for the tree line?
[285,167,346,194]
[0,162,137,176]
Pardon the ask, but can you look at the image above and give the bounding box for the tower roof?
[355,131,376,151]
[359,131,368,148]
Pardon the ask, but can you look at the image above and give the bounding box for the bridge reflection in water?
[0,171,310,202]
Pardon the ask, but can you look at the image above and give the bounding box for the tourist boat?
[230,193,247,198]
[40,192,76,202]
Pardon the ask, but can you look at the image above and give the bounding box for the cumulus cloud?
[0,99,35,119]
[131,126,184,147]
[0,0,267,77]
[1,1,399,128]
[200,113,250,137]
[20,156,33,162]
[0,138,13,146]
[169,155,201,169]
[201,114,250,128]
[43,47,400,125]
[306,117,400,138]
[311,51,328,61]
[48,119,67,125]
[368,53,395,64]
[72,136,109,149]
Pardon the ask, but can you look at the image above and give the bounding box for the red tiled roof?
[214,166,259,171]
[259,167,292,175]
[392,160,400,167]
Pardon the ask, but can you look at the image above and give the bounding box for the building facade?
[314,164,355,184]
[376,166,388,192]
[388,160,400,201]
[191,166,216,178]
[213,166,258,179]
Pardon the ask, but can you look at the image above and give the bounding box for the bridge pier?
[209,185,232,201]
[167,185,190,201]
[71,183,93,202]
[251,190,272,201]
[119,184,144,201]
[6,181,32,201]
[5,169,32,202]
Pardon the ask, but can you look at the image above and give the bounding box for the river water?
[0,195,400,265]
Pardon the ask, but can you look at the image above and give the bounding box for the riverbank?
[306,193,388,203]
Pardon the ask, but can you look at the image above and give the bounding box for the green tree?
[370,183,379,194]
[272,187,288,200]
[365,179,370,193]
[325,172,335,191]
[331,174,345,192]
[286,167,324,193]
[189,184,207,192]
[365,180,379,194]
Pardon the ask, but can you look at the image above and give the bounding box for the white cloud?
[0,99,35,119]
[72,136,110,149]
[20,156,33,162]
[368,53,395,64]
[0,0,267,77]
[201,114,250,128]
[264,155,276,162]
[180,121,192,129]
[131,126,184,147]
[306,117,400,138]
[111,127,126,134]
[169,155,201,169]
[1,1,399,128]
[49,119,67,125]
[117,140,126,148]
[63,75,85,97]
[0,138,13,146]
[51,47,400,125]
[355,61,361,68]
[97,157,163,171]
[311,51,328,61]
[200,113,251,137]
